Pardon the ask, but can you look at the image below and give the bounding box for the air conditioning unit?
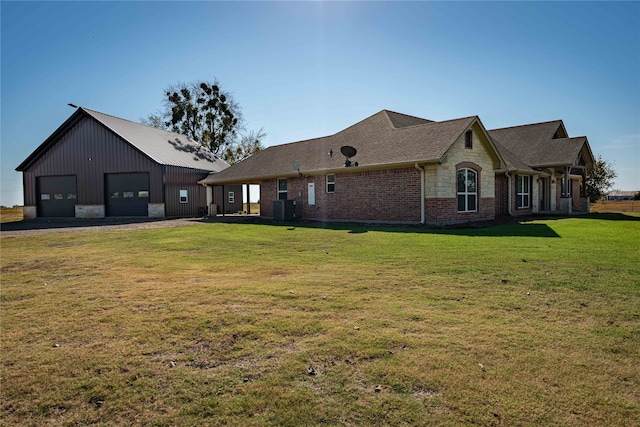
[273,200,296,221]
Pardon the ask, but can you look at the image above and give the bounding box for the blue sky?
[2,1,639,206]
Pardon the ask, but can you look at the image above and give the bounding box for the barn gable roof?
[16,107,229,172]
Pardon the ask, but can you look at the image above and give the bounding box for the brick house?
[199,110,594,225]
[16,107,243,218]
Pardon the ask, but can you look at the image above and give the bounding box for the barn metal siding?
[213,184,243,213]
[164,166,210,216]
[23,173,36,206]
[22,117,163,205]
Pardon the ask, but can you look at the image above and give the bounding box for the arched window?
[457,168,477,212]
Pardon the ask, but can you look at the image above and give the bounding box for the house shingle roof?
[199,109,594,186]
[17,107,229,172]
[200,110,478,184]
[384,110,434,128]
[488,120,589,169]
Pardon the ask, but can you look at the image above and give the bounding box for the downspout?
[505,171,512,216]
[414,163,425,224]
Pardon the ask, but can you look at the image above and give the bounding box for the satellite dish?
[340,146,357,167]
[340,146,357,158]
[292,161,300,171]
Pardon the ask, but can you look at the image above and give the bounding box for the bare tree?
[143,80,264,161]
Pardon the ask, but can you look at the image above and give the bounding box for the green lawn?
[1,215,639,426]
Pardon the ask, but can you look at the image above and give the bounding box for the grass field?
[591,200,639,213]
[0,207,23,224]
[1,215,639,426]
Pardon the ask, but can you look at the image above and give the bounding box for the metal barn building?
[16,107,242,218]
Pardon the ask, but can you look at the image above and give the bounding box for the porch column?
[563,167,570,197]
[532,174,540,213]
[206,185,212,215]
[222,185,225,216]
[550,176,557,211]
[246,184,251,214]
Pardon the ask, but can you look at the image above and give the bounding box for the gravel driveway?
[0,215,257,238]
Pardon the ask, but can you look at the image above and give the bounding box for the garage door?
[105,173,150,217]
[37,176,77,217]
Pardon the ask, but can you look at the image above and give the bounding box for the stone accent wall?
[550,177,557,211]
[148,203,165,218]
[426,129,496,199]
[425,126,496,224]
[532,174,540,213]
[22,206,37,219]
[558,197,572,213]
[75,205,105,218]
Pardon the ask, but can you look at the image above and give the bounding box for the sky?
[1,1,639,206]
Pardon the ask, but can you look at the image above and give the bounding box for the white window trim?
[228,191,235,204]
[179,189,188,204]
[517,175,530,209]
[277,178,287,200]
[457,168,478,212]
[326,174,335,193]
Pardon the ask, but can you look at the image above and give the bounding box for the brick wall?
[425,197,495,224]
[512,175,533,216]
[571,180,580,210]
[494,174,509,216]
[259,167,422,223]
[260,179,277,218]
[256,125,501,225]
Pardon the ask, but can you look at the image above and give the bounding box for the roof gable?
[17,108,229,172]
[201,111,498,185]
[383,110,434,128]
[488,120,592,169]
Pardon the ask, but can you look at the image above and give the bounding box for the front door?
[539,178,548,211]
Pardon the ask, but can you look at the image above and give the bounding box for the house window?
[179,189,188,203]
[465,130,473,149]
[457,168,477,212]
[277,178,287,200]
[517,175,530,208]
[228,191,235,204]
[326,174,335,193]
[562,177,572,197]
